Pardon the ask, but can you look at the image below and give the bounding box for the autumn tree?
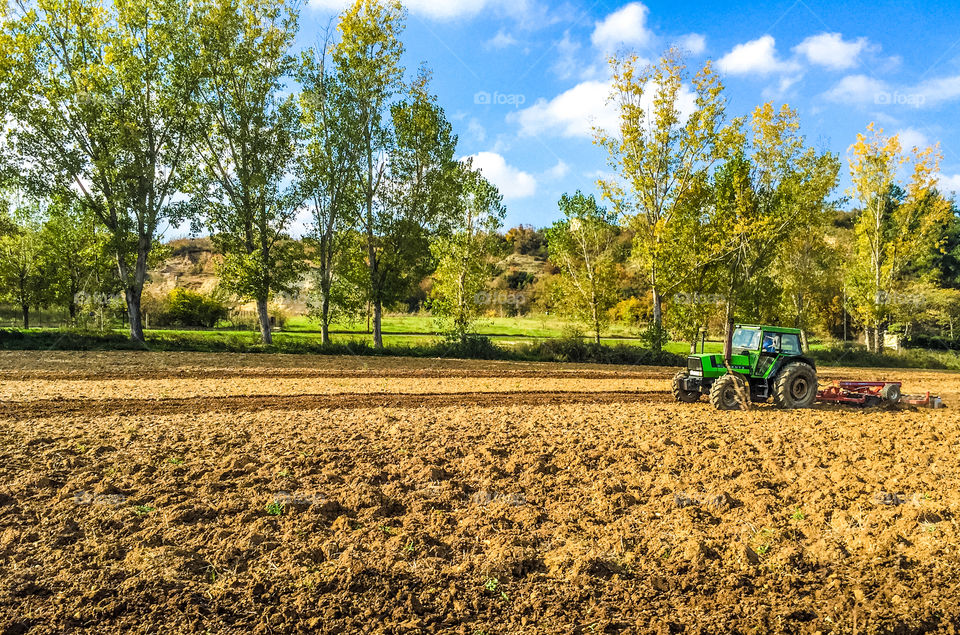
[0,0,204,342]
[297,41,364,344]
[711,104,840,357]
[429,161,505,342]
[332,0,406,348]
[848,124,953,352]
[596,48,730,351]
[195,0,305,344]
[546,192,621,344]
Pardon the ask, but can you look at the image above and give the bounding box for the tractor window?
[732,328,761,350]
[761,333,779,353]
[780,333,802,353]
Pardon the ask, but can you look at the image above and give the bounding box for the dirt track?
[1,351,959,634]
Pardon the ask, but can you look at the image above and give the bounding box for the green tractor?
[673,325,818,410]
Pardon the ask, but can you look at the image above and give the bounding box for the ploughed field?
[1,352,959,634]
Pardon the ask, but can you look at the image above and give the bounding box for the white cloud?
[591,2,654,52]
[912,75,960,106]
[939,173,960,195]
[896,128,930,151]
[793,32,872,70]
[511,80,618,139]
[465,152,536,199]
[467,118,487,143]
[485,29,519,50]
[511,77,696,140]
[824,74,888,104]
[675,33,706,55]
[551,31,582,80]
[717,35,800,76]
[310,0,533,20]
[544,160,570,180]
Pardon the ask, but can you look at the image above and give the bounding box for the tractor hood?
[686,353,752,376]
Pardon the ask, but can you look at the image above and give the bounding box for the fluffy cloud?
[938,173,960,194]
[465,152,536,199]
[896,128,930,151]
[675,33,706,55]
[912,75,960,106]
[510,80,618,139]
[591,2,654,52]
[511,77,695,140]
[824,74,888,104]
[793,32,872,70]
[717,35,800,76]
[485,29,519,50]
[544,160,570,180]
[311,0,531,20]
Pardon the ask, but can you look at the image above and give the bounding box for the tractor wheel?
[672,371,701,403]
[880,383,902,404]
[710,373,747,410]
[773,362,818,409]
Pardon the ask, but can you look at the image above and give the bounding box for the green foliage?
[430,162,506,341]
[0,0,205,341]
[196,0,306,344]
[546,192,621,343]
[165,288,230,328]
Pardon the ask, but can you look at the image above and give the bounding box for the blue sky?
[304,0,960,229]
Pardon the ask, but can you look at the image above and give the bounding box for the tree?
[546,192,621,344]
[711,104,840,357]
[596,48,730,351]
[195,0,305,344]
[40,196,108,323]
[297,40,364,344]
[1,0,204,342]
[0,196,46,328]
[430,161,505,341]
[332,0,406,348]
[848,124,953,352]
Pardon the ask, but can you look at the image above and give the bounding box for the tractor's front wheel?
[773,362,818,409]
[672,371,701,403]
[710,373,747,410]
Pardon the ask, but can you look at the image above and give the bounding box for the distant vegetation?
[0,0,957,364]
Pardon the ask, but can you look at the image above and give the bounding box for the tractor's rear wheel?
[710,373,747,410]
[773,362,818,409]
[672,370,701,403]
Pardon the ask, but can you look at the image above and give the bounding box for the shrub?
[164,288,229,328]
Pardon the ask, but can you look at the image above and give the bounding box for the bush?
[166,289,229,328]
[904,334,960,352]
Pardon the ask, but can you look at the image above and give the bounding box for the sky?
[301,0,960,230]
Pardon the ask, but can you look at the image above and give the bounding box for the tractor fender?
[770,355,817,379]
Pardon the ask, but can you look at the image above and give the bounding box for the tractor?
[672,325,819,410]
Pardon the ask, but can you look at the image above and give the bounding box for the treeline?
[0,0,505,347]
[1,0,957,355]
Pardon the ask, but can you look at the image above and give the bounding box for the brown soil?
[1,351,959,634]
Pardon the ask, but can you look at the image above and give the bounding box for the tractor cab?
[675,325,818,410]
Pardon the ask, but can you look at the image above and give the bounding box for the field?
[2,352,960,634]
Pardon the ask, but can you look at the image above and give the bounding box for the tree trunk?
[320,287,331,346]
[372,296,383,349]
[651,286,663,353]
[21,304,29,329]
[722,301,735,361]
[256,296,273,345]
[125,287,145,344]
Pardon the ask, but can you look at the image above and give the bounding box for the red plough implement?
[816,381,945,408]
